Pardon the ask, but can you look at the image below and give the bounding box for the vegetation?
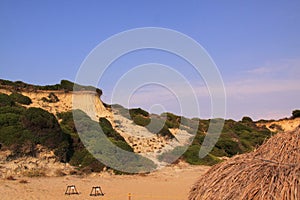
[57,110,155,173]
[184,117,273,162]
[0,79,280,171]
[0,102,70,161]
[292,109,300,119]
[57,110,105,172]
[99,117,133,151]
[129,108,149,118]
[0,78,102,95]
[9,93,32,105]
[0,93,15,106]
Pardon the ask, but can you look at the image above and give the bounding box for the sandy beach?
[0,164,210,200]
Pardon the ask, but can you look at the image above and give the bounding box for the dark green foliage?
[191,133,206,146]
[0,93,14,106]
[214,137,241,157]
[21,108,67,151]
[132,115,151,126]
[182,117,273,164]
[129,108,149,118]
[109,138,133,152]
[99,117,132,148]
[0,79,102,95]
[183,145,221,165]
[60,80,74,91]
[0,79,30,89]
[241,116,253,123]
[69,149,105,172]
[9,93,32,105]
[0,104,70,161]
[72,110,156,173]
[58,111,141,173]
[292,110,300,119]
[39,84,61,90]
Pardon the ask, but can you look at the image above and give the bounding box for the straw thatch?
[189,126,300,200]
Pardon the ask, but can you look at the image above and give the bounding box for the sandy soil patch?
[0,164,209,200]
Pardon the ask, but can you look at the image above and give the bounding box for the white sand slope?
[111,110,194,167]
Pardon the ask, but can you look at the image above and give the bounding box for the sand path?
[0,164,209,200]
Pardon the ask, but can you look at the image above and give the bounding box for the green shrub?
[292,110,300,119]
[21,107,65,149]
[241,116,253,123]
[109,138,133,152]
[0,93,14,106]
[215,137,241,157]
[99,117,128,142]
[129,108,149,118]
[183,145,221,165]
[132,115,150,126]
[60,80,74,91]
[9,93,32,105]
[0,78,102,93]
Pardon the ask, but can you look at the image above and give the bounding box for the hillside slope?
[1,79,297,177]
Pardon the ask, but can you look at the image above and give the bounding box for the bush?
[132,115,150,126]
[215,137,241,157]
[292,110,300,119]
[9,93,32,105]
[99,117,128,142]
[109,138,133,152]
[21,107,65,149]
[183,145,221,165]
[129,108,149,118]
[0,93,14,106]
[241,116,253,123]
[60,80,74,91]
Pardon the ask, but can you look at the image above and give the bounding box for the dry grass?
[189,126,300,200]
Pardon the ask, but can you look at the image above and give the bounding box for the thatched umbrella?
[189,126,300,200]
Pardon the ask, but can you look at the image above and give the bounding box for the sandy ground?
[0,164,210,200]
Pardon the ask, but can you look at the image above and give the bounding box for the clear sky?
[1,0,300,120]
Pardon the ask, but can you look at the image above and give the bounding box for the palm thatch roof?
[189,126,300,200]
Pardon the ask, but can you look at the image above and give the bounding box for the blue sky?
[1,1,300,120]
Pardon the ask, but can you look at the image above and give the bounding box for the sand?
[0,164,210,200]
